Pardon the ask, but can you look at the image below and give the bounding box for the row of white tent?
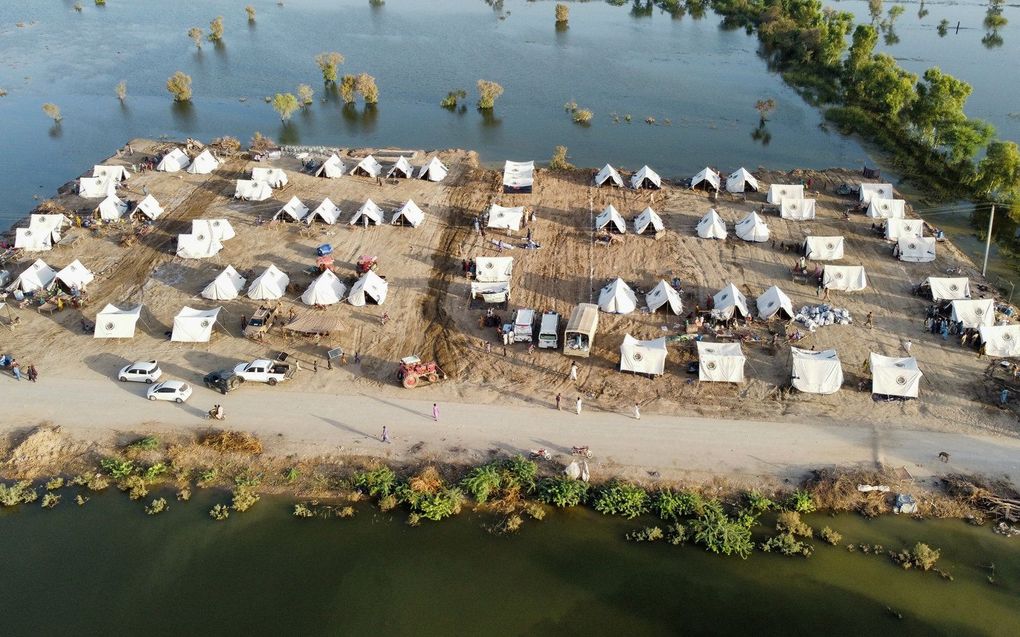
[13,214,71,252]
[595,165,761,194]
[156,148,222,175]
[198,264,388,307]
[6,258,94,293]
[234,166,290,201]
[270,196,426,227]
[92,194,165,223]
[315,154,449,182]
[594,205,664,235]
[177,219,237,259]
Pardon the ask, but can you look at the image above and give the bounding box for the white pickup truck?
[232,359,295,386]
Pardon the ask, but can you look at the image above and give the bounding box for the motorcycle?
[571,445,592,459]
[206,405,225,421]
[529,448,551,461]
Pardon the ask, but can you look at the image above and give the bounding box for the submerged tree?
[115,80,127,101]
[246,5,257,22]
[316,52,345,83]
[209,16,225,41]
[188,27,203,49]
[356,73,379,104]
[297,84,314,106]
[549,145,573,170]
[972,141,1020,208]
[555,3,569,23]
[339,75,356,103]
[166,71,193,102]
[868,0,883,23]
[272,93,299,121]
[440,89,467,109]
[476,79,504,110]
[754,98,776,122]
[42,103,62,122]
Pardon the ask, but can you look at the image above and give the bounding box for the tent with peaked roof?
[859,183,894,204]
[15,228,52,252]
[392,200,425,227]
[735,211,770,242]
[315,154,345,178]
[201,266,246,301]
[726,168,759,193]
[646,280,683,315]
[273,196,310,222]
[306,198,342,225]
[350,155,383,178]
[192,219,235,242]
[95,195,128,221]
[9,259,56,292]
[417,156,448,182]
[866,198,906,219]
[187,149,220,175]
[302,270,348,306]
[631,165,661,190]
[93,304,142,339]
[620,335,667,376]
[823,265,868,291]
[951,299,994,328]
[157,148,190,173]
[791,347,843,394]
[780,198,816,220]
[713,283,749,319]
[487,204,525,231]
[691,167,720,191]
[350,199,385,226]
[927,277,970,301]
[766,184,803,205]
[29,214,70,241]
[471,256,513,303]
[349,270,388,306]
[503,160,535,193]
[898,237,936,263]
[176,233,223,259]
[757,285,794,320]
[251,167,288,188]
[171,306,221,343]
[54,259,94,291]
[979,325,1020,358]
[598,278,637,314]
[697,341,745,382]
[870,353,922,398]
[387,156,414,179]
[93,165,130,182]
[247,265,289,300]
[595,205,627,233]
[804,236,844,261]
[594,164,624,188]
[234,180,272,201]
[79,177,117,199]
[696,209,727,239]
[885,218,923,241]
[633,207,664,234]
[134,195,165,221]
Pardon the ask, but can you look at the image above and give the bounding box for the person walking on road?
[575,396,582,415]
[569,361,578,382]
[556,392,561,410]
[432,403,440,422]
[381,426,391,443]
[903,339,912,355]
[865,312,873,329]
[27,365,38,383]
[633,403,641,420]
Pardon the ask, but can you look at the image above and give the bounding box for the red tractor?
[357,255,378,274]
[397,355,444,389]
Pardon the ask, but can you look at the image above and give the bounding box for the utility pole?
[982,205,995,277]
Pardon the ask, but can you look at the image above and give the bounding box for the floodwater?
[0,491,1017,636]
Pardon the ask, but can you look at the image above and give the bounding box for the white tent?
[14,228,52,252]
[697,341,745,383]
[885,218,923,241]
[234,180,272,201]
[29,214,70,242]
[595,205,627,233]
[93,304,142,339]
[54,259,94,291]
[350,155,383,178]
[176,233,224,259]
[870,353,922,398]
[306,198,342,225]
[417,157,449,182]
[979,325,1020,358]
[594,164,624,188]
[620,335,667,376]
[93,165,130,182]
[780,198,816,220]
[95,195,128,221]
[691,167,720,191]
[823,266,868,291]
[633,207,664,234]
[350,199,385,226]
[475,256,513,282]
[767,184,803,205]
[192,219,235,242]
[187,150,220,175]
[735,211,770,242]
[156,148,190,173]
[315,154,346,178]
[859,183,894,204]
[134,195,165,221]
[927,277,970,301]
[866,198,906,219]
[301,270,348,306]
[898,237,936,263]
[713,283,749,319]
[804,236,845,261]
[696,209,727,239]
[9,259,56,292]
[349,270,388,306]
[171,306,221,343]
[791,347,843,395]
[387,156,414,179]
[646,280,683,315]
[487,204,525,232]
[201,265,246,301]
[726,168,759,193]
[631,165,661,190]
[247,264,289,301]
[251,167,288,188]
[951,299,995,328]
[503,160,534,192]
[598,278,637,314]
[391,200,425,227]
[757,285,795,320]
[273,196,309,222]
[78,177,117,199]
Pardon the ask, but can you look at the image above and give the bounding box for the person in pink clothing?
[432,403,439,422]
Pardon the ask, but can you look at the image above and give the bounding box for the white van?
[538,312,559,349]
[513,308,535,343]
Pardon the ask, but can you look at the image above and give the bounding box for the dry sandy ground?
[1,138,1017,466]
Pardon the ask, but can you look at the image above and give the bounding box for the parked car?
[118,360,163,384]
[538,312,560,349]
[232,359,295,386]
[203,369,244,394]
[146,380,193,403]
[513,308,535,343]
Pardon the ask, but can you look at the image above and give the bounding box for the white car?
[146,380,193,403]
[118,360,163,384]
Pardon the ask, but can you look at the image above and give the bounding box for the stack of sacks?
[794,304,853,332]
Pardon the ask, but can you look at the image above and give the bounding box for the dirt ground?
[2,138,1017,439]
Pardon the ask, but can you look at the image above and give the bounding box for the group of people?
[924,304,984,351]
[0,354,38,382]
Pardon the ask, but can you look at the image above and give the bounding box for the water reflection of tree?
[48,122,62,139]
[479,108,502,128]
[983,0,1007,49]
[170,101,196,132]
[917,1,928,19]
[751,121,771,146]
[278,121,300,145]
[341,103,378,134]
[630,0,653,18]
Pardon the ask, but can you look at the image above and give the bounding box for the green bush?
[538,477,589,507]
[397,484,463,522]
[460,465,502,504]
[690,500,754,558]
[123,476,148,500]
[761,533,813,557]
[101,457,135,479]
[354,466,397,498]
[892,542,941,571]
[776,511,813,538]
[0,481,38,506]
[41,493,61,509]
[626,526,664,542]
[293,503,314,518]
[45,477,64,491]
[820,526,843,546]
[745,490,774,513]
[787,489,816,514]
[143,463,168,482]
[593,481,649,519]
[145,498,169,515]
[126,436,160,451]
[231,487,260,512]
[653,488,704,520]
[500,455,537,493]
[209,504,230,521]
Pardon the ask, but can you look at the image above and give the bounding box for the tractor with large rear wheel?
[397,355,444,388]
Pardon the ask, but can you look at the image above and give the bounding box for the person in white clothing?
[575,396,582,415]
[569,362,578,381]
[633,403,640,420]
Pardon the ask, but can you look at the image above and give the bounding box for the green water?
[0,491,1017,635]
